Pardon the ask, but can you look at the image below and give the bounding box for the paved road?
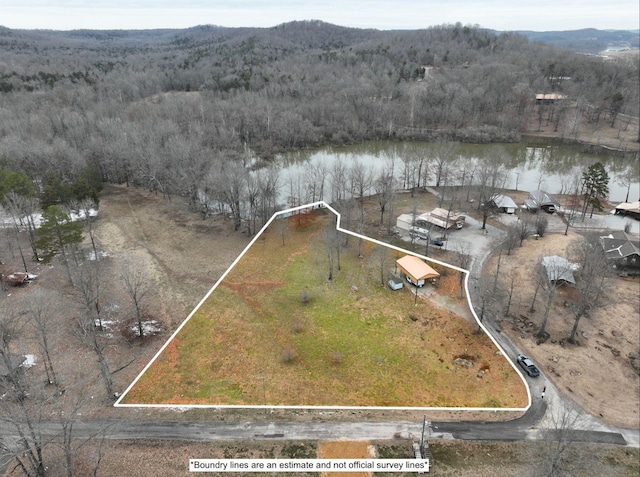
[0,409,628,445]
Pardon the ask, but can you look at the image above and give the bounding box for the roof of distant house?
[530,190,560,207]
[600,230,640,260]
[615,201,640,214]
[535,93,567,100]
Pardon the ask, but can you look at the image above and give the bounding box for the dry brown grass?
[123,211,527,408]
[317,441,374,477]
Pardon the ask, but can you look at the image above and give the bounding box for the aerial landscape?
[0,1,639,476]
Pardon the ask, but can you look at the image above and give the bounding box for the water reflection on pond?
[276,140,639,204]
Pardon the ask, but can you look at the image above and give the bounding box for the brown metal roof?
[396,255,440,281]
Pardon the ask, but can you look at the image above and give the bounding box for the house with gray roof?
[600,230,640,276]
[529,190,561,214]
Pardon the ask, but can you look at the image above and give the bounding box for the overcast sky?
[1,0,639,32]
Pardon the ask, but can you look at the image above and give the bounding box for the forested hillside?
[0,21,637,213]
[516,28,640,53]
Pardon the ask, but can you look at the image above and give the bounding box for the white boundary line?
[115,201,531,412]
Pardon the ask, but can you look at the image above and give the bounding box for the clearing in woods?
[117,203,528,408]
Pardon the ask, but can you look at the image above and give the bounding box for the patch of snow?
[129,320,162,336]
[88,250,110,261]
[69,208,99,222]
[21,355,37,369]
[95,319,119,339]
[0,208,98,230]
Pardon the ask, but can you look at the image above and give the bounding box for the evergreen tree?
[581,162,609,219]
[0,168,36,202]
[34,206,84,283]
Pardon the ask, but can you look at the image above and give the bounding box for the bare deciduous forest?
[0,21,638,214]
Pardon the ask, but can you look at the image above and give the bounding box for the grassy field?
[123,208,526,408]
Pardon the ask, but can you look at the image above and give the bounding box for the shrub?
[299,289,312,304]
[536,215,548,237]
[292,319,304,333]
[281,348,297,363]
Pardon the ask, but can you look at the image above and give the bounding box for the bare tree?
[432,141,456,188]
[3,192,32,272]
[121,257,151,340]
[454,240,472,298]
[535,214,548,237]
[53,383,111,477]
[374,164,397,225]
[492,241,505,295]
[70,198,100,261]
[475,151,507,230]
[303,161,328,203]
[278,216,290,246]
[71,260,132,399]
[0,307,47,477]
[244,172,260,236]
[504,223,521,255]
[256,165,281,227]
[566,234,610,344]
[516,216,534,246]
[399,145,429,195]
[537,256,574,339]
[3,191,41,264]
[374,244,392,287]
[503,267,518,317]
[22,288,63,390]
[210,158,246,231]
[330,160,349,203]
[349,160,374,223]
[615,163,637,203]
[536,400,588,477]
[320,218,342,281]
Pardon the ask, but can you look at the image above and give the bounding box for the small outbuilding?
[542,255,578,284]
[491,194,518,214]
[395,255,440,287]
[388,277,404,290]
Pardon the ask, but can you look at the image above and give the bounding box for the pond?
[276,140,639,204]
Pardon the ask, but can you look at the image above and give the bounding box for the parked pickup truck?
[516,354,540,377]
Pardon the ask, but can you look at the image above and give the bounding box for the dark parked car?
[516,354,540,377]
